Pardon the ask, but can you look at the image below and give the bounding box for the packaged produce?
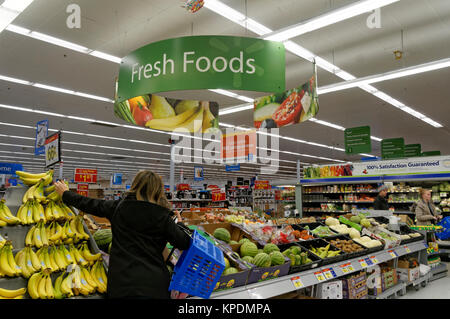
[309,225,336,238]
[329,239,364,253]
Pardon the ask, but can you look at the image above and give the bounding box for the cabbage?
[325,217,339,226]
[349,228,361,239]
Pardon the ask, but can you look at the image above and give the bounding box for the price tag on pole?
[45,131,61,168]
[404,246,411,253]
[314,271,326,282]
[291,276,304,289]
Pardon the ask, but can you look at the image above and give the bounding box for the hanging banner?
[117,36,285,102]
[0,163,23,175]
[115,96,220,133]
[226,164,241,172]
[303,155,450,180]
[194,166,204,181]
[345,126,371,154]
[45,131,61,168]
[381,138,405,159]
[253,75,318,129]
[35,120,49,156]
[74,169,98,183]
[112,173,123,185]
[404,144,421,157]
[77,184,89,197]
[221,129,257,164]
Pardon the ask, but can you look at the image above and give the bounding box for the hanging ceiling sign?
[345,126,371,155]
[404,144,421,157]
[116,36,285,103]
[45,131,61,168]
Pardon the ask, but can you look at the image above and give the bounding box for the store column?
[169,142,175,192]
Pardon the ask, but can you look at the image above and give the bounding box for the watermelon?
[253,253,271,268]
[238,238,250,244]
[224,257,230,269]
[223,267,239,276]
[213,228,231,243]
[257,249,264,254]
[270,251,285,266]
[263,243,280,254]
[93,229,112,247]
[240,242,258,257]
[241,256,254,264]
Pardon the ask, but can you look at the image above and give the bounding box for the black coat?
[373,195,389,211]
[62,191,191,299]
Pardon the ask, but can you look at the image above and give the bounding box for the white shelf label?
[388,250,398,258]
[314,271,326,282]
[404,246,411,253]
[370,256,379,264]
[291,276,304,289]
[359,259,368,268]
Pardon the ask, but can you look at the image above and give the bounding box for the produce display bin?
[169,230,226,299]
[277,243,322,273]
[398,225,425,245]
[293,222,340,239]
[327,235,369,260]
[214,249,252,292]
[246,256,291,285]
[300,238,346,266]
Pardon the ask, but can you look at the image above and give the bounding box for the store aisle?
[400,263,450,299]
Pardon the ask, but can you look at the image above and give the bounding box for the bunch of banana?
[0,287,27,299]
[78,242,101,265]
[44,200,74,222]
[16,200,46,225]
[145,104,205,133]
[14,246,41,278]
[59,201,76,219]
[25,221,49,248]
[0,242,21,277]
[44,181,69,202]
[16,170,53,187]
[91,259,107,293]
[27,269,55,299]
[71,215,90,242]
[0,200,21,225]
[0,233,7,248]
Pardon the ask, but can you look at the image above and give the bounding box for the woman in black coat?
[54,170,191,299]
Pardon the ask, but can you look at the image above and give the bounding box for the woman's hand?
[54,181,69,196]
[174,210,182,223]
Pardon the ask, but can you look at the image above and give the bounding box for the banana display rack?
[0,183,108,299]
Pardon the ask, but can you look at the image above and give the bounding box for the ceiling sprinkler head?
[394,50,403,60]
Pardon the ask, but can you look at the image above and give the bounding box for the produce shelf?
[303,200,416,204]
[368,282,407,299]
[201,241,427,299]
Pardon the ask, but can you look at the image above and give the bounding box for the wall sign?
[112,173,123,185]
[194,166,204,181]
[0,163,23,175]
[35,120,49,156]
[74,169,98,183]
[77,184,89,197]
[225,164,241,172]
[404,144,421,157]
[381,138,405,159]
[117,36,285,102]
[45,131,61,168]
[345,126,371,155]
[254,180,270,190]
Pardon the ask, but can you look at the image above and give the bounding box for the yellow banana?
[24,247,36,274]
[42,248,52,273]
[33,181,46,202]
[0,200,20,225]
[81,242,101,263]
[94,261,107,293]
[5,243,21,276]
[60,203,75,219]
[40,222,49,246]
[65,220,76,239]
[38,273,48,299]
[16,204,26,224]
[45,272,55,299]
[53,273,65,299]
[76,216,90,240]
[25,201,34,225]
[72,267,89,296]
[49,224,63,243]
[145,106,200,129]
[79,267,95,294]
[29,247,41,271]
[60,273,74,297]
[70,244,88,266]
[33,225,43,248]
[44,184,55,194]
[16,248,30,278]
[44,205,53,221]
[0,245,17,277]
[28,272,42,299]
[0,234,6,248]
[48,246,59,272]
[14,249,24,268]
[61,245,75,265]
[70,218,81,242]
[47,191,61,202]
[0,220,6,227]
[0,287,26,298]
[81,266,97,290]
[25,225,35,246]
[15,171,48,179]
[52,202,64,220]
[54,246,67,270]
[42,171,54,186]
[36,202,46,223]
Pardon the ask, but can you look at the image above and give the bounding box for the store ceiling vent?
[90,122,119,128]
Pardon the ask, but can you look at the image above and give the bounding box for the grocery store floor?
[399,262,450,299]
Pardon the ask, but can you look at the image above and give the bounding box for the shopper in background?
[54,170,191,299]
[373,184,389,210]
[415,188,442,225]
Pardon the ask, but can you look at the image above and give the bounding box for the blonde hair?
[126,170,170,209]
[419,188,431,200]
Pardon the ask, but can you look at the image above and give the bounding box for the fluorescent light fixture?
[309,118,345,131]
[219,103,253,115]
[319,58,450,94]
[0,1,34,33]
[0,74,32,85]
[88,51,122,63]
[2,0,34,12]
[421,117,443,128]
[371,136,383,142]
[33,83,75,94]
[73,92,114,103]
[264,0,399,41]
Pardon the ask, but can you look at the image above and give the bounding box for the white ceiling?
[0,0,449,183]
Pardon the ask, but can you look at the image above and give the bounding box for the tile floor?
[399,262,450,299]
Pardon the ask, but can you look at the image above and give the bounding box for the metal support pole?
[297,159,301,181]
[59,161,63,181]
[170,143,175,192]
[295,184,303,218]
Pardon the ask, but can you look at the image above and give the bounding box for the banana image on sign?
[44,132,61,167]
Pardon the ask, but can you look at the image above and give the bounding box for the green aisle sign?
[381,138,405,159]
[344,126,371,154]
[117,36,286,102]
[404,144,421,157]
[422,151,441,157]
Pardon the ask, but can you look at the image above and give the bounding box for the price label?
[347,264,355,272]
[370,256,379,264]
[404,246,411,253]
[365,258,373,266]
[314,271,326,282]
[291,276,304,289]
[340,264,349,273]
[388,250,398,258]
[323,268,334,280]
[359,259,368,268]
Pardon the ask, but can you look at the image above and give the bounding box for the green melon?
[223,267,239,276]
[93,229,112,247]
[108,242,112,254]
[270,251,285,266]
[240,241,258,258]
[224,257,230,269]
[238,238,250,244]
[253,253,272,268]
[229,240,239,245]
[213,228,231,243]
[241,256,254,264]
[263,243,280,254]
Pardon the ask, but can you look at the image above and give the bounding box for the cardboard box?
[397,267,420,282]
[343,284,368,299]
[317,280,343,299]
[213,252,251,292]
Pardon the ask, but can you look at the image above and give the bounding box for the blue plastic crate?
[169,230,225,299]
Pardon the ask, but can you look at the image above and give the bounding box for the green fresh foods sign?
[422,151,441,157]
[404,144,421,157]
[117,36,285,103]
[381,138,405,159]
[344,126,371,154]
[253,75,318,129]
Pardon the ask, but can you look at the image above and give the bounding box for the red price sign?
[74,169,97,183]
[254,180,270,190]
[212,192,226,202]
[77,183,89,196]
[177,184,191,191]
